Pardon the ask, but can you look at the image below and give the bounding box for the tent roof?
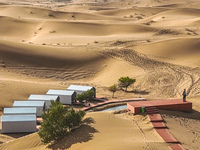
[13,101,45,107]
[46,89,75,96]
[1,115,36,122]
[28,94,59,101]
[4,108,37,114]
[67,85,94,91]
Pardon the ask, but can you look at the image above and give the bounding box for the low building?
[46,89,76,105]
[3,107,37,116]
[67,85,96,98]
[13,101,45,117]
[1,115,37,133]
[28,94,59,110]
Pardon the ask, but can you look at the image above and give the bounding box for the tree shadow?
[124,89,150,95]
[159,109,200,121]
[48,117,98,150]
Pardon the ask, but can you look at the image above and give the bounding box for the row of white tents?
[1,85,96,133]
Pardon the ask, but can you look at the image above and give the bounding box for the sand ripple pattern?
[102,49,200,98]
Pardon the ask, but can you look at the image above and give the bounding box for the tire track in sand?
[101,49,200,98]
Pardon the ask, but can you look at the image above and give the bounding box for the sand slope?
[131,38,200,66]
[0,112,169,150]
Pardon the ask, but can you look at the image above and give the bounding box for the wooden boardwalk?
[155,129,179,143]
[132,100,189,149]
[81,98,146,111]
[127,99,192,114]
[170,144,185,150]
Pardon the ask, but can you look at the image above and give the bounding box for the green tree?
[65,108,86,130]
[38,101,85,144]
[118,76,136,91]
[76,90,95,103]
[108,84,118,98]
[38,101,67,144]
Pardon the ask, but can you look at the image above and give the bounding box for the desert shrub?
[49,30,56,33]
[38,101,67,144]
[76,90,95,103]
[118,76,136,91]
[65,108,86,130]
[108,84,118,98]
[156,29,180,35]
[38,101,85,144]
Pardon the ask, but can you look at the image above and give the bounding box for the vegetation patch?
[38,101,85,145]
[155,29,180,35]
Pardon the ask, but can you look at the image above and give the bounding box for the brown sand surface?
[0,112,170,150]
[0,0,200,149]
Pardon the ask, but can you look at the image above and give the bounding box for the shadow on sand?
[121,89,150,95]
[48,117,98,150]
[2,132,31,138]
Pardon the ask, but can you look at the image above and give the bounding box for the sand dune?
[0,39,108,80]
[131,38,200,66]
[96,7,169,17]
[0,16,39,40]
[138,7,200,27]
[1,0,200,149]
[0,5,127,20]
[0,15,157,44]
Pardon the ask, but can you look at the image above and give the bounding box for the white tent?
[46,89,76,105]
[28,94,59,110]
[13,101,45,117]
[1,115,36,133]
[4,107,37,115]
[67,85,96,98]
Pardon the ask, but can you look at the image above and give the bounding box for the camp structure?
[28,94,59,110]
[46,89,76,105]
[1,115,37,133]
[67,85,96,98]
[3,107,37,116]
[13,101,45,117]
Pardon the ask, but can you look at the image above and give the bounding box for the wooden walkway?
[127,99,192,114]
[140,101,187,150]
[155,129,179,143]
[170,144,185,150]
[81,98,146,111]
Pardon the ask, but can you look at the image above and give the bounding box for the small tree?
[76,90,95,103]
[38,101,85,144]
[118,76,136,91]
[108,84,118,98]
[65,108,86,130]
[38,101,67,144]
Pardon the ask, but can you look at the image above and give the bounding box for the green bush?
[108,84,118,98]
[76,90,94,103]
[38,101,85,144]
[118,76,136,91]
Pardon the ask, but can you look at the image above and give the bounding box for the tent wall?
[72,92,76,103]
[3,108,37,116]
[1,121,36,133]
[12,106,44,117]
[28,95,59,110]
[27,100,57,110]
[46,90,77,105]
[67,88,96,98]
[59,95,71,105]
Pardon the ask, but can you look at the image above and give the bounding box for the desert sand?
[0,0,200,149]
